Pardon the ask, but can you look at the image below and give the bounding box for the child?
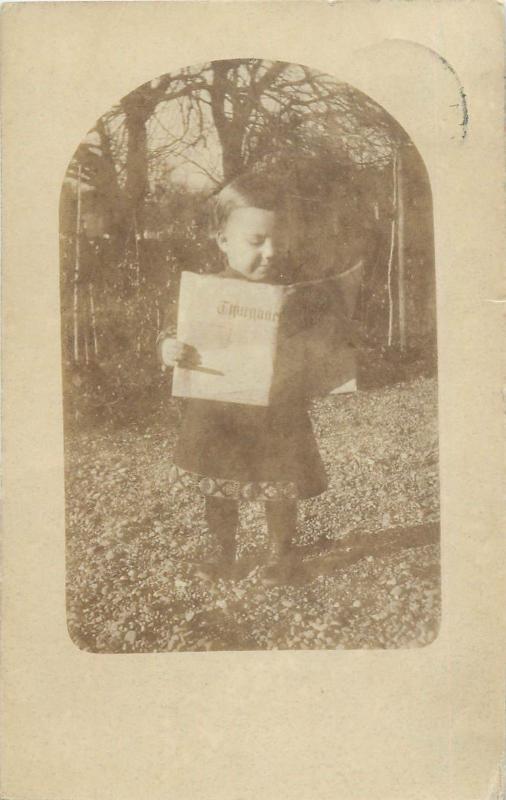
[157,172,329,584]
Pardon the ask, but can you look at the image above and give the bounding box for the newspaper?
[172,264,362,406]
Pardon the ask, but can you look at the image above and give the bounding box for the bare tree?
[62,59,433,367]
[70,59,402,213]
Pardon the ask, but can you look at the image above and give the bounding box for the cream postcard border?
[2,3,505,799]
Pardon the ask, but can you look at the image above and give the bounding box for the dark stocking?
[263,501,304,584]
[265,501,298,557]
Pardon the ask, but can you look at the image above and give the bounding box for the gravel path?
[66,376,440,652]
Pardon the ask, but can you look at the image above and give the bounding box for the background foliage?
[60,59,436,429]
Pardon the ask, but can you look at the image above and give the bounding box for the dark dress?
[161,269,329,503]
[169,396,328,502]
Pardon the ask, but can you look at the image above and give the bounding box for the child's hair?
[210,171,285,235]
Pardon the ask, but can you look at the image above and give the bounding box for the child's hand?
[160,338,200,368]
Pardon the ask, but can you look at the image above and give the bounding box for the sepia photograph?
[61,58,440,653]
[3,4,505,799]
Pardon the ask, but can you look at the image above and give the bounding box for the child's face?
[216,206,288,282]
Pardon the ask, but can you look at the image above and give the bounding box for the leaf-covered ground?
[66,376,440,652]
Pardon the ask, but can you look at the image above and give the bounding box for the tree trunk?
[73,166,82,363]
[387,150,398,348]
[210,62,241,181]
[89,282,99,357]
[156,300,161,334]
[221,140,246,183]
[125,114,148,208]
[121,91,153,237]
[210,61,287,181]
[94,117,127,239]
[84,323,90,365]
[397,146,406,351]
